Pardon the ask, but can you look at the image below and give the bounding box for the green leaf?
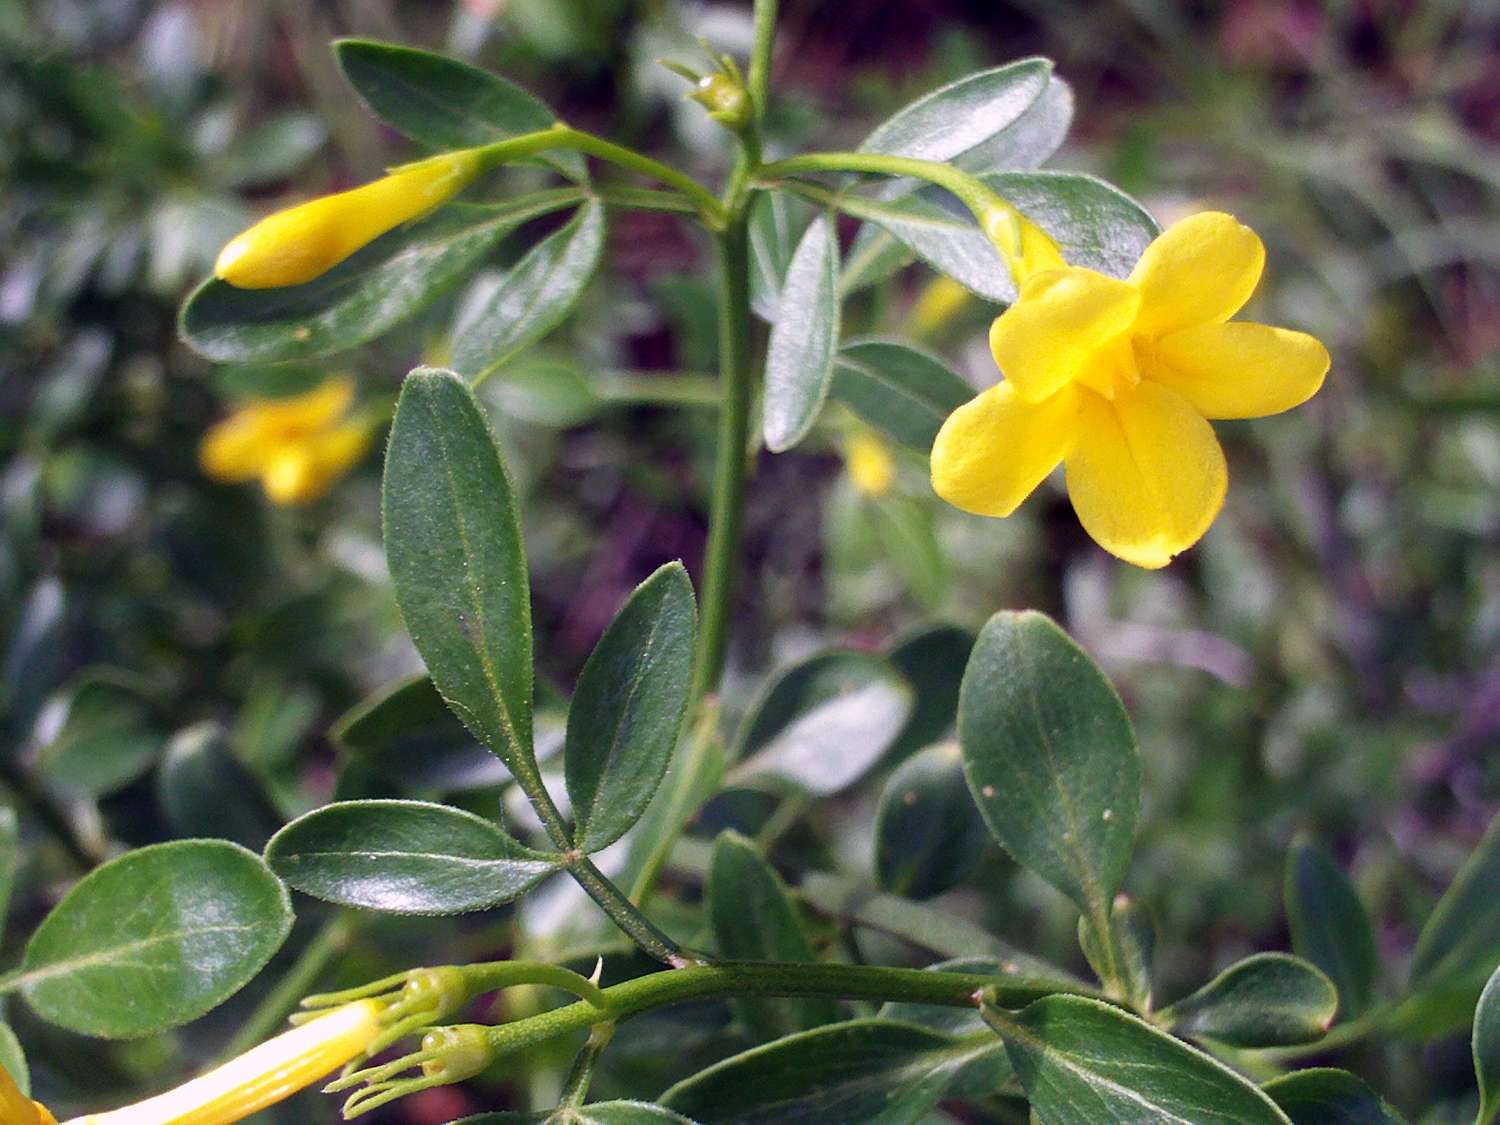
[1261,1070,1407,1125]
[954,75,1074,175]
[875,743,987,900]
[1411,809,1500,993]
[180,192,579,364]
[848,171,1158,304]
[830,339,973,453]
[958,610,1140,912]
[1160,953,1338,1048]
[1475,964,1500,1124]
[19,840,291,1039]
[383,367,535,774]
[662,1019,1007,1125]
[888,625,973,759]
[156,722,282,851]
[708,831,838,1041]
[763,214,840,453]
[264,799,559,914]
[1284,838,1377,1021]
[989,995,1290,1125]
[622,708,727,904]
[334,38,585,180]
[335,675,510,793]
[0,1023,26,1097]
[219,112,326,188]
[455,1103,694,1124]
[859,59,1053,165]
[0,804,18,926]
[451,202,606,382]
[565,564,696,853]
[731,650,913,795]
[749,191,809,321]
[1077,894,1155,1014]
[35,671,159,798]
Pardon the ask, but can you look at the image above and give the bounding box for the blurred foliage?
[1,0,1498,1120]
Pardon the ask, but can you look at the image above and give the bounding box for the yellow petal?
[247,376,356,440]
[1,1057,36,1124]
[1064,381,1227,568]
[261,447,323,506]
[64,1000,383,1125]
[308,421,374,482]
[931,380,1082,518]
[845,431,896,497]
[215,152,481,289]
[35,1104,56,1125]
[1127,212,1265,338]
[988,267,1140,403]
[198,414,269,483]
[1141,321,1329,419]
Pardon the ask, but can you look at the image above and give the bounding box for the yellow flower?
[930,211,1329,569]
[59,1000,383,1125]
[199,376,374,505]
[845,431,896,497]
[215,151,482,289]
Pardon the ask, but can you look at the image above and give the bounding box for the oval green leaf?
[1411,809,1500,993]
[730,650,913,795]
[156,722,282,851]
[334,38,585,180]
[565,563,696,853]
[19,840,292,1039]
[662,1018,1007,1125]
[335,675,510,793]
[763,214,840,453]
[1161,953,1337,1049]
[180,192,580,364]
[35,671,159,798]
[859,59,1052,165]
[265,799,559,915]
[1475,963,1500,1124]
[749,191,809,322]
[958,610,1140,912]
[451,202,606,383]
[383,367,534,773]
[1261,1069,1407,1125]
[830,338,973,453]
[988,995,1291,1125]
[708,830,837,1041]
[1284,837,1377,1021]
[875,743,987,900]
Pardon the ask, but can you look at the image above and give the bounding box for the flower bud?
[690,72,751,130]
[214,150,482,289]
[419,1025,495,1083]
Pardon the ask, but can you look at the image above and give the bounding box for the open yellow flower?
[930,211,1329,568]
[58,1000,383,1125]
[214,151,482,289]
[200,375,374,505]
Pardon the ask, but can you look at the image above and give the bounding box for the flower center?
[1072,334,1141,400]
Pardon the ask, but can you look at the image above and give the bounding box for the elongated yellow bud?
[214,151,482,289]
[61,1000,383,1125]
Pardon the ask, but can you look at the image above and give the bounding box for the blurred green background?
[2,0,1498,1119]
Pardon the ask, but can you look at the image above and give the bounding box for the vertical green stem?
[748,0,779,123]
[691,211,755,705]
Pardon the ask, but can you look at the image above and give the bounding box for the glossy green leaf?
[887,625,973,759]
[1284,838,1377,1021]
[954,75,1074,175]
[0,805,18,926]
[708,831,837,1040]
[1161,953,1337,1048]
[1411,810,1500,992]
[451,202,606,382]
[0,1023,26,1097]
[662,1019,1007,1125]
[180,192,579,364]
[763,214,840,453]
[19,840,291,1038]
[35,671,160,798]
[749,191,809,321]
[1261,1070,1407,1125]
[156,722,282,851]
[1077,894,1155,1014]
[265,799,559,914]
[859,59,1052,165]
[566,564,696,853]
[383,367,534,773]
[334,38,585,180]
[958,610,1140,912]
[730,650,913,795]
[830,338,973,453]
[989,995,1290,1125]
[335,675,510,793]
[875,743,987,900]
[456,1103,694,1124]
[1475,963,1500,1124]
[848,171,1158,304]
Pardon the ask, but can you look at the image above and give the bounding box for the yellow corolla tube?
[59,1000,383,1125]
[214,150,483,289]
[931,211,1330,569]
[1,1054,51,1125]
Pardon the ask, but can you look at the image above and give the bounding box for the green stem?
[594,185,700,215]
[475,125,726,227]
[690,210,755,705]
[564,853,700,969]
[558,1022,615,1108]
[221,913,357,1059]
[480,962,1072,1057]
[747,0,779,124]
[592,371,718,409]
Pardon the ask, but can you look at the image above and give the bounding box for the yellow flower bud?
[846,431,896,497]
[214,150,482,289]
